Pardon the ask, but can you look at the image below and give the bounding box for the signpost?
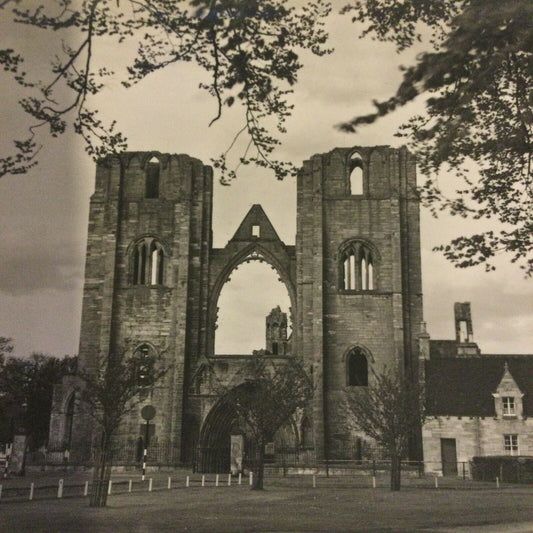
[140,405,156,481]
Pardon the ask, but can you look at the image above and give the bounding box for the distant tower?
[266,306,289,355]
[454,302,480,355]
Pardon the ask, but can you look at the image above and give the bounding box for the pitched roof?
[425,355,533,417]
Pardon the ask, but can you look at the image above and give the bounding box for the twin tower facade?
[51,146,423,466]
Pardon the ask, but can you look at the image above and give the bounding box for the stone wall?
[423,416,533,476]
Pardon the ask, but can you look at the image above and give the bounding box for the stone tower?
[52,152,213,458]
[296,146,423,459]
[265,306,289,355]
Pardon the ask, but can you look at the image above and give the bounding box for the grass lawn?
[1,477,533,532]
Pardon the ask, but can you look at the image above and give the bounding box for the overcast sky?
[1,4,531,358]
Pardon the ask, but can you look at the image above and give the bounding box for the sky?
[0,3,531,358]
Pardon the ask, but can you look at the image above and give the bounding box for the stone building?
[422,303,533,476]
[49,145,424,467]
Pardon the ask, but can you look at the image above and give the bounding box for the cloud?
[0,240,84,295]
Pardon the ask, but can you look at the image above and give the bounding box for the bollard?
[215,474,219,487]
[238,473,242,485]
[148,478,153,492]
[372,476,376,489]
[168,476,172,490]
[228,473,231,486]
[29,482,34,501]
[58,479,64,498]
[108,480,112,495]
[312,475,316,488]
[434,476,439,489]
[496,476,500,489]
[202,475,205,487]
[186,475,190,488]
[249,472,253,486]
[128,479,132,493]
[84,481,89,496]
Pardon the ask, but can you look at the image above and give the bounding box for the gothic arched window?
[346,347,368,386]
[145,156,160,198]
[131,237,165,286]
[349,152,363,195]
[340,241,376,291]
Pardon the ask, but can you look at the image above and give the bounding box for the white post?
[238,473,242,485]
[215,474,219,487]
[29,482,34,500]
[372,476,376,489]
[148,478,153,492]
[312,475,316,488]
[142,447,147,481]
[434,476,438,489]
[168,476,172,489]
[108,479,112,495]
[249,472,253,486]
[496,476,500,489]
[84,481,89,496]
[58,479,64,498]
[128,479,133,493]
[228,473,231,486]
[186,475,190,488]
[201,475,205,487]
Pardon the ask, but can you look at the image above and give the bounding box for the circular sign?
[141,405,156,421]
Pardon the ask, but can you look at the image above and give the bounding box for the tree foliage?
[344,367,425,490]
[0,336,14,366]
[212,354,312,489]
[75,345,166,506]
[0,352,77,449]
[340,0,533,275]
[1,0,331,183]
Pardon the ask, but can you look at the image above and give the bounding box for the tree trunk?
[252,437,265,490]
[390,454,401,491]
[90,432,112,507]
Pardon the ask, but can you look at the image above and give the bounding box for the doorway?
[440,438,458,476]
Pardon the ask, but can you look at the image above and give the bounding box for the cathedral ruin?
[50,145,424,469]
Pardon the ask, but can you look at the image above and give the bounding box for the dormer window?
[492,363,524,419]
[502,397,516,417]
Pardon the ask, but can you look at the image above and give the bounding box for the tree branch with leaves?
[1,0,331,182]
[343,367,425,491]
[75,345,166,506]
[340,0,533,275]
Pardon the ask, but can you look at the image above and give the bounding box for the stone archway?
[207,204,297,358]
[198,384,250,473]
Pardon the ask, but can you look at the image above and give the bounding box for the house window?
[349,152,363,195]
[252,224,260,237]
[340,241,375,291]
[131,237,165,286]
[346,347,368,386]
[502,397,516,417]
[504,434,519,456]
[146,156,160,198]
